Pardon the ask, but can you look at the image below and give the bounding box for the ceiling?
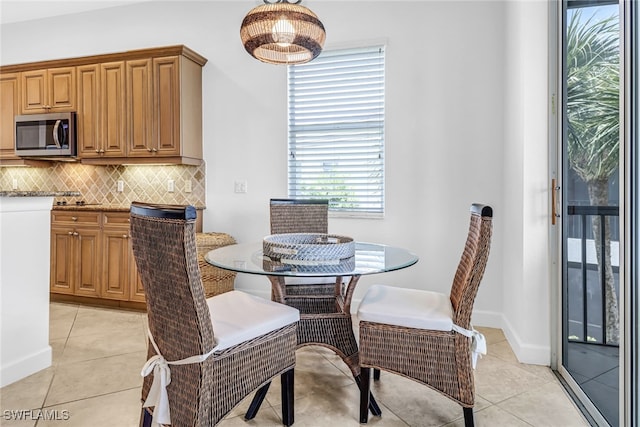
[0,1,152,25]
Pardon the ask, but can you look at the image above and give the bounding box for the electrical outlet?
[184,179,192,193]
[12,178,18,190]
[117,180,124,193]
[234,180,248,194]
[167,179,175,193]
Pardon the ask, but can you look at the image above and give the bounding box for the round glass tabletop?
[205,241,419,277]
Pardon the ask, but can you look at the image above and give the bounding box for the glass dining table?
[205,241,419,418]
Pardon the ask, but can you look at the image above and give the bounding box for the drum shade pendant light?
[240,0,326,65]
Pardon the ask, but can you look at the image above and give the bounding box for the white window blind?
[287,45,385,215]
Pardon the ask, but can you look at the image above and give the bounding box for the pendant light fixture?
[240,0,326,65]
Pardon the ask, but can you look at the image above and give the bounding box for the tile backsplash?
[0,163,206,207]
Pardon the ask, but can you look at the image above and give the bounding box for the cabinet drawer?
[51,210,101,225]
[102,211,131,227]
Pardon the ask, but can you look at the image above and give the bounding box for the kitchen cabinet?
[0,73,20,160]
[99,62,127,157]
[1,45,206,166]
[101,211,136,300]
[76,65,101,158]
[126,59,153,158]
[21,67,76,114]
[124,55,203,163]
[77,63,127,159]
[50,209,145,304]
[50,211,101,297]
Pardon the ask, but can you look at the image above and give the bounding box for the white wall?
[0,1,551,364]
[502,0,552,364]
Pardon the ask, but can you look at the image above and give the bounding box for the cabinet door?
[153,56,181,156]
[126,59,153,157]
[101,228,130,299]
[0,73,20,159]
[50,227,74,295]
[99,62,126,157]
[21,68,75,113]
[48,67,76,111]
[75,228,101,297]
[21,69,47,113]
[77,64,101,157]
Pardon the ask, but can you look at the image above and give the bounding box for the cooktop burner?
[55,200,102,206]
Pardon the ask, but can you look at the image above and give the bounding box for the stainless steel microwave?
[15,112,77,157]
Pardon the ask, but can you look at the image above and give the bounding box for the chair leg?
[281,368,295,426]
[373,368,380,381]
[245,382,271,420]
[463,407,474,427]
[359,367,370,423]
[139,407,152,427]
[354,374,382,416]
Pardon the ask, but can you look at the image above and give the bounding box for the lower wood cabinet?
[50,209,145,304]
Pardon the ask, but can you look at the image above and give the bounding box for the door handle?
[52,120,62,148]
[552,178,560,225]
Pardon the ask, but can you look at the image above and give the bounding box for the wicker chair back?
[270,198,329,234]
[449,204,494,330]
[130,203,214,425]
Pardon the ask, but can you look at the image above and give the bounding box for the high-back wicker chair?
[269,198,338,296]
[129,202,299,427]
[357,203,493,427]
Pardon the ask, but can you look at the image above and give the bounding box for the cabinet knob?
[152,148,158,152]
[72,216,78,221]
[147,147,152,152]
[100,149,105,154]
[123,234,129,239]
[95,149,100,153]
[68,231,74,235]
[73,232,79,236]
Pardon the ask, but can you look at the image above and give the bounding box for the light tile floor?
[0,302,590,427]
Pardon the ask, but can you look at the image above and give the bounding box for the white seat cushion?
[357,284,453,331]
[208,290,300,352]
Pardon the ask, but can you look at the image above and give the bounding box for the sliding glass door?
[559,1,621,425]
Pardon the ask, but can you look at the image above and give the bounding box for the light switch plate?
[234,180,247,193]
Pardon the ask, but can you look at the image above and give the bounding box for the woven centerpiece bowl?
[263,233,355,266]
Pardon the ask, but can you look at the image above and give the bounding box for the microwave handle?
[52,120,63,148]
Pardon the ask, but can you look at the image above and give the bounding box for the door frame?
[621,1,637,425]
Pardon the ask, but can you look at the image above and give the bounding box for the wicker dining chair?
[269,198,338,298]
[129,202,300,427]
[357,203,493,427]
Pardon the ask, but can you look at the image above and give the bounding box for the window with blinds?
[287,45,385,215]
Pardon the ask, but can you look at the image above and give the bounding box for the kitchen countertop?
[52,203,206,211]
[0,191,81,197]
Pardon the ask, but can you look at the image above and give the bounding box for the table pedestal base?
[245,274,381,420]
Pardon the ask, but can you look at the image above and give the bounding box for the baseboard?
[1,346,52,388]
[474,310,551,365]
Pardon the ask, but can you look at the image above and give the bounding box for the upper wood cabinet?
[0,45,207,166]
[21,67,76,114]
[126,59,153,158]
[99,62,127,158]
[125,55,203,163]
[0,73,20,160]
[78,61,129,159]
[0,73,50,166]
